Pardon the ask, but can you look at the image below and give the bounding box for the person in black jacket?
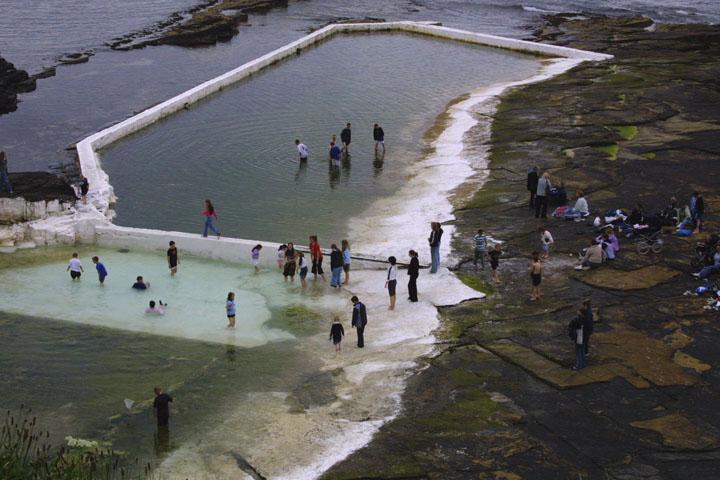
[527,166,538,209]
[153,386,173,427]
[329,317,344,354]
[428,222,443,273]
[340,123,352,154]
[351,296,367,348]
[330,243,344,288]
[373,123,385,156]
[581,299,594,357]
[407,250,419,302]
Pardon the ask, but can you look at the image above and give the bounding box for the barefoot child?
[329,317,344,354]
[385,256,398,310]
[276,244,287,270]
[226,292,236,328]
[298,252,309,288]
[167,241,179,275]
[529,251,543,301]
[92,256,108,284]
[539,227,554,259]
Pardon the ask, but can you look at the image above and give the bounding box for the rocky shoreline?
[321,16,720,480]
[0,57,38,115]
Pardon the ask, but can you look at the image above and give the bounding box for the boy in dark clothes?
[153,387,173,427]
[351,296,367,348]
[329,317,345,354]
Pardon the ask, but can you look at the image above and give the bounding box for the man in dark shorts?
[340,123,351,154]
[153,386,173,427]
[167,241,179,275]
[351,296,367,348]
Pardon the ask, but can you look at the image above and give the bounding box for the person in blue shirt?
[226,291,237,328]
[92,256,108,284]
[329,142,341,165]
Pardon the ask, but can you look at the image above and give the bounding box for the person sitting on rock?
[693,245,720,280]
[577,239,605,270]
[563,190,590,220]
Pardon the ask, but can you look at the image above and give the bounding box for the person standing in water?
[340,123,351,154]
[309,235,325,281]
[276,244,287,270]
[373,123,385,156]
[330,243,343,288]
[298,251,309,288]
[251,244,262,273]
[0,151,13,194]
[153,387,173,427]
[529,251,543,301]
[351,296,367,348]
[66,252,84,280]
[329,142,341,166]
[385,256,398,310]
[341,240,352,285]
[407,250,419,302]
[167,241,179,276]
[295,139,309,162]
[226,292,237,328]
[428,222,443,274]
[202,199,221,238]
[283,242,297,282]
[92,256,108,284]
[329,317,344,354]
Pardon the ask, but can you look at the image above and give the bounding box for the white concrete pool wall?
[7,20,613,266]
[76,20,612,217]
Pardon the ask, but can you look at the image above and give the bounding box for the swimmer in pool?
[145,300,166,315]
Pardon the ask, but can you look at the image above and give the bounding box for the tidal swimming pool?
[100,32,542,243]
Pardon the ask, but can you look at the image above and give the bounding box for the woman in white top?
[385,256,398,310]
[563,191,589,220]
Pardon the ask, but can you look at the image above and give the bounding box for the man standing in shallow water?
[153,387,173,427]
[373,123,385,156]
[340,122,352,155]
[167,241,179,276]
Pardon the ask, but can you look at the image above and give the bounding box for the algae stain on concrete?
[612,125,638,141]
[594,142,619,160]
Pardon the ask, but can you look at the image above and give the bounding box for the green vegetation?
[266,304,325,337]
[0,407,149,480]
[456,272,494,295]
[641,151,656,159]
[594,143,619,160]
[612,125,639,141]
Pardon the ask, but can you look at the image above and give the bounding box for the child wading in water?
[488,244,502,283]
[251,244,262,273]
[226,292,237,328]
[276,244,287,270]
[528,251,543,301]
[329,317,345,354]
[92,256,108,284]
[167,241,179,275]
[298,252,309,288]
[67,252,84,280]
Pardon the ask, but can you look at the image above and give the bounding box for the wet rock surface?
[0,57,37,115]
[322,16,720,480]
[108,0,288,50]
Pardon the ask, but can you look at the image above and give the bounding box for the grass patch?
[594,143,619,161]
[456,272,494,295]
[612,125,638,141]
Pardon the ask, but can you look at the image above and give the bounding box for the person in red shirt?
[309,235,326,281]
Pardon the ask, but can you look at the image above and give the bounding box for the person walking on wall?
[202,199,221,238]
[295,139,309,162]
[340,123,352,155]
[0,151,13,194]
[309,235,326,281]
[79,176,89,205]
[408,249,419,302]
[341,239,352,285]
[373,123,385,157]
[473,228,488,270]
[386,256,398,310]
[167,241,179,275]
[535,172,552,219]
[330,243,343,288]
[329,317,344,355]
[351,296,367,348]
[526,166,538,209]
[428,222,443,273]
